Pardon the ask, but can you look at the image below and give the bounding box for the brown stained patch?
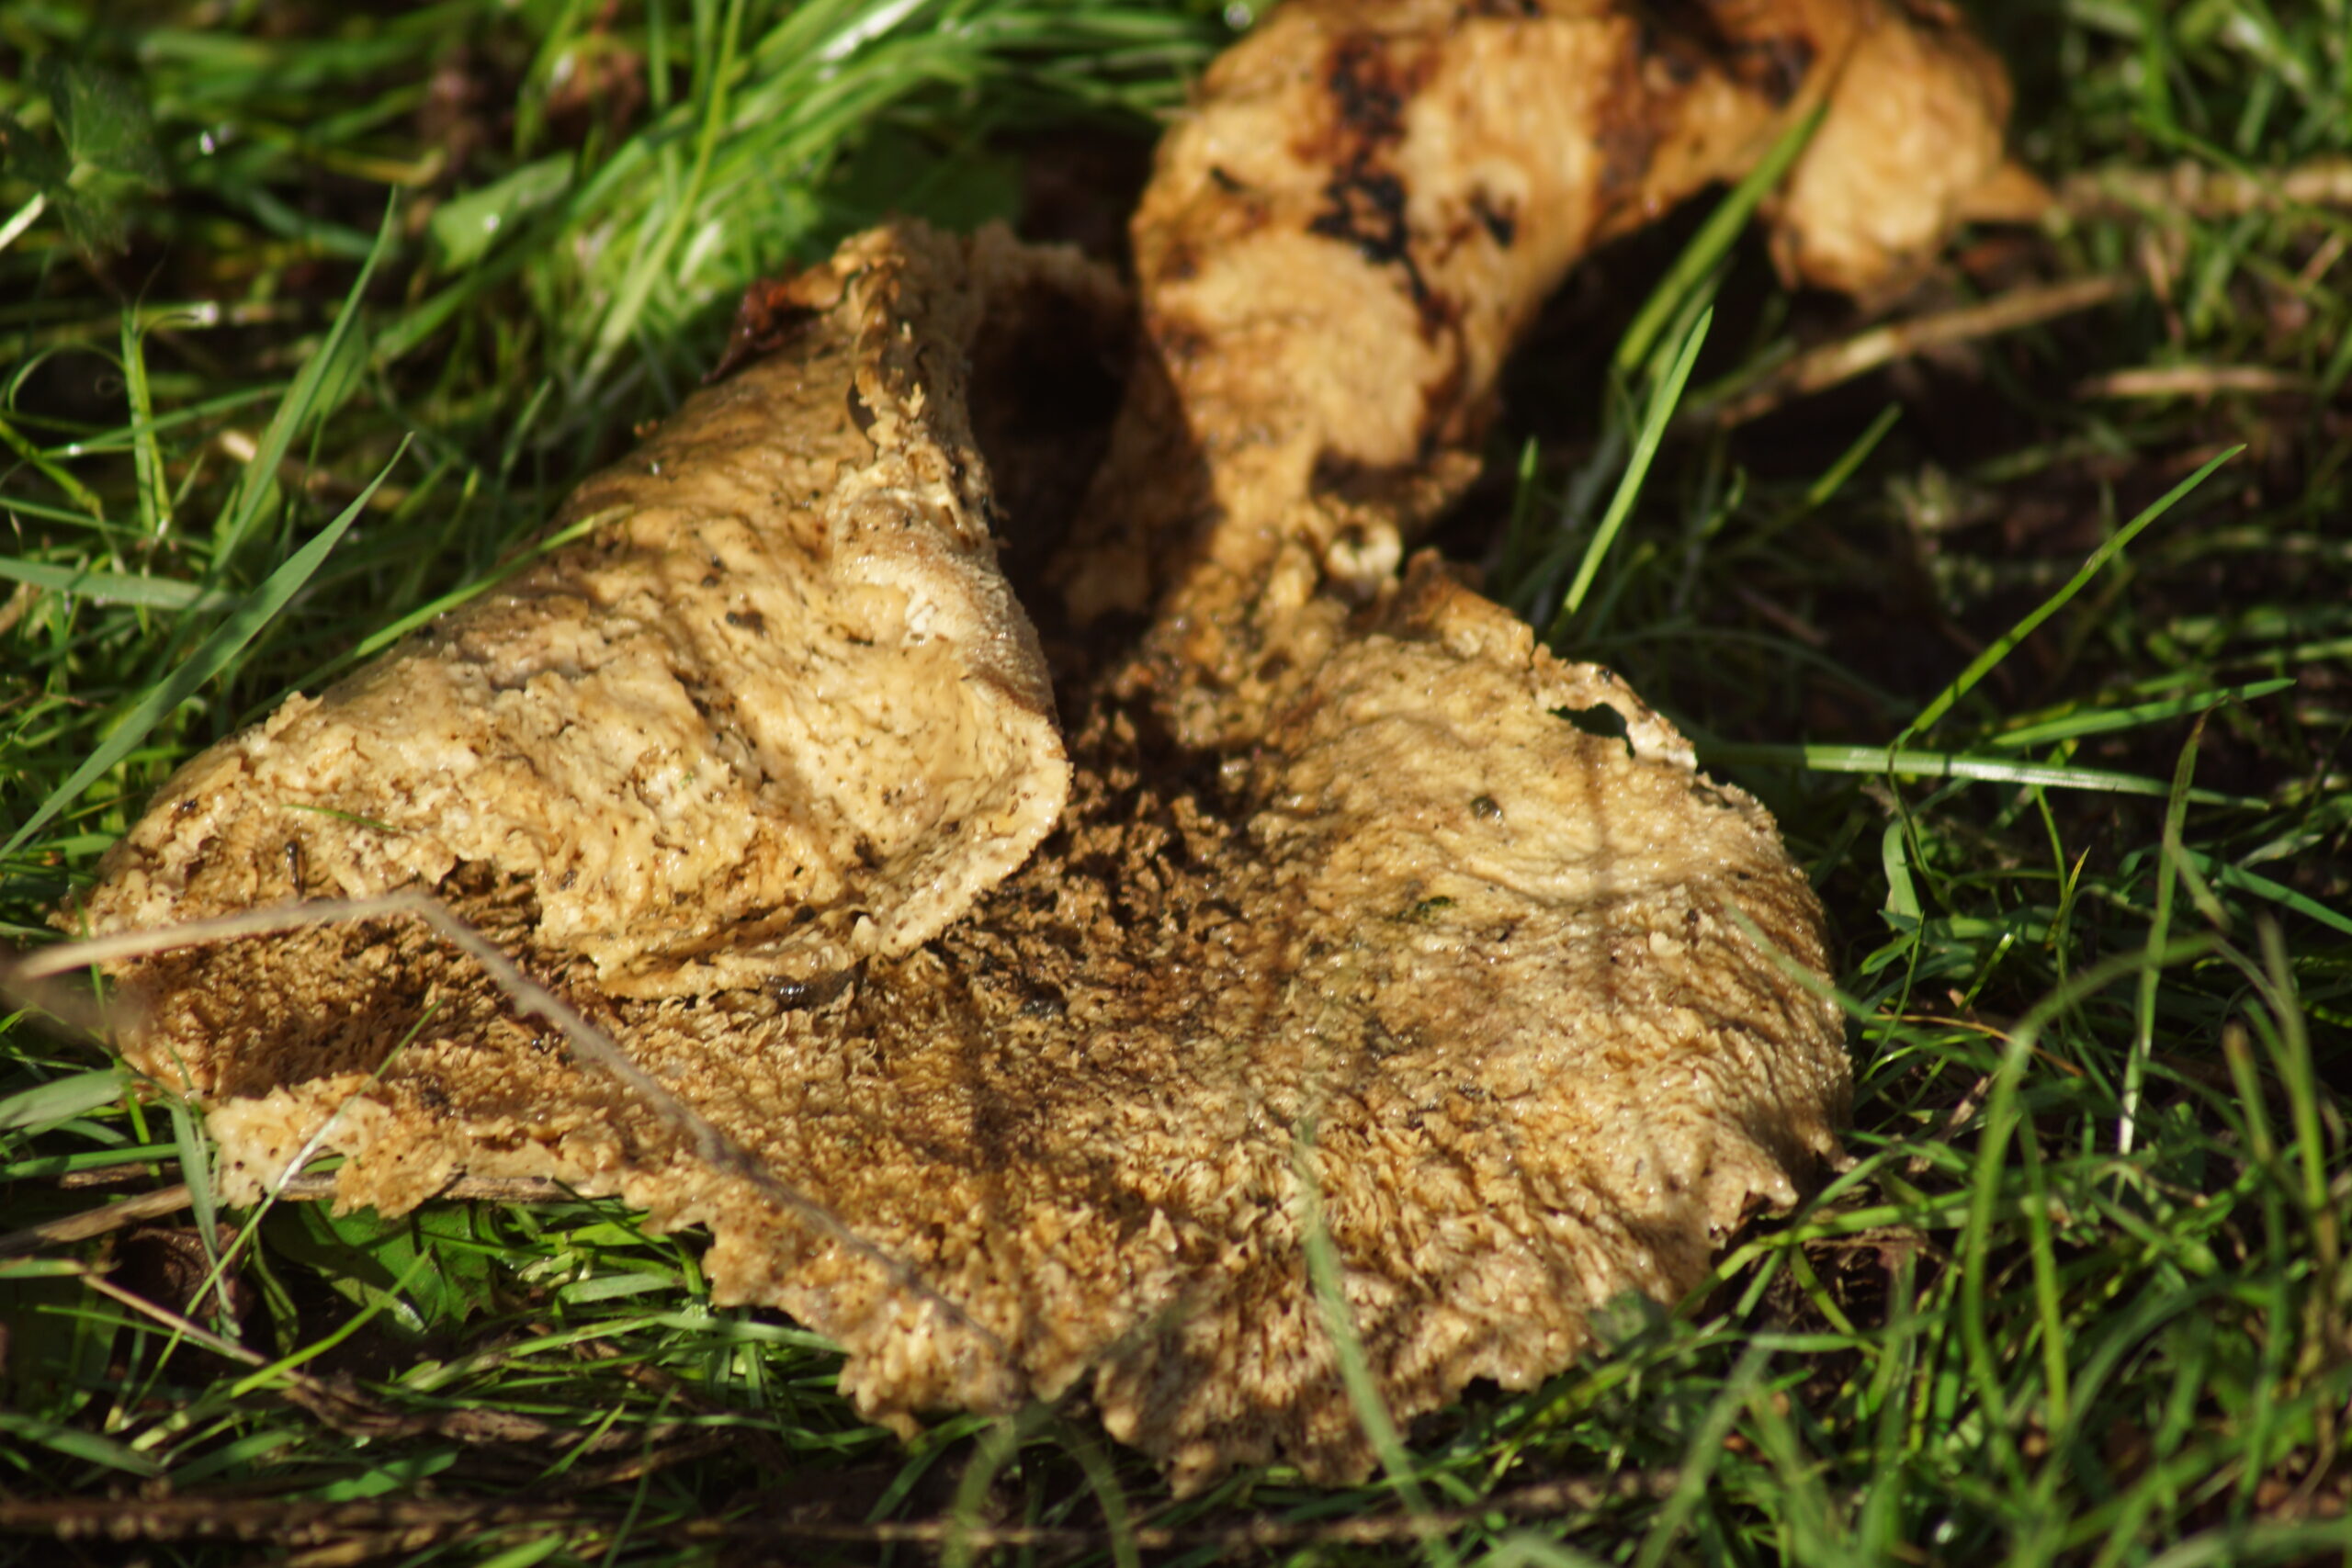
[1309,448,1418,508]
[1158,239,1200,283]
[1594,109,1661,201]
[707,265,848,383]
[1298,33,1446,324]
[1729,33,1819,107]
[1470,190,1519,250]
[1586,12,1749,239]
[1322,34,1420,145]
[1639,28,1705,86]
[1593,18,1678,202]
[1308,169,1434,306]
[1149,186,1272,288]
[1417,348,1469,457]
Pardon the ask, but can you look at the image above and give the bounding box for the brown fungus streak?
[56,0,2039,1493]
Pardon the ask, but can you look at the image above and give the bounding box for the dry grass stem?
[2062,155,2352,218]
[0,1468,1676,1553]
[0,1173,574,1256]
[1708,274,2132,426]
[2076,365,2313,400]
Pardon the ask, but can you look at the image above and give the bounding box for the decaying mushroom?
[83,228,1106,1001]
[1056,0,2045,746]
[53,0,2039,1491]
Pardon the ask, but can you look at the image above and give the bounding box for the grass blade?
[0,1412,163,1478]
[1899,446,2243,744]
[2122,716,2207,1154]
[2,441,408,862]
[1296,1128,1458,1568]
[1700,741,2262,805]
[119,311,170,536]
[0,557,231,611]
[1990,678,2297,748]
[2179,851,2352,939]
[1550,307,1713,639]
[1613,103,1822,378]
[210,201,399,565]
[0,1067,129,1133]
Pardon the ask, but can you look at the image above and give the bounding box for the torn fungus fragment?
[61,0,2045,1493]
[83,228,1099,1000]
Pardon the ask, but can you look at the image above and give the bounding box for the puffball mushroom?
[54,0,2042,1492]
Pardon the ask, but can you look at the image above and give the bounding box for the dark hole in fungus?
[1552,702,1635,758]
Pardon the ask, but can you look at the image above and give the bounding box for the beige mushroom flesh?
[59,0,2037,1493]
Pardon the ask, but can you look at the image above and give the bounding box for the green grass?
[3,0,2348,1562]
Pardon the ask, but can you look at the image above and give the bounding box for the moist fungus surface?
[62,0,2040,1492]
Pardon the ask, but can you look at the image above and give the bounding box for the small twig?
[557,1428,749,1491]
[2060,155,2352,220]
[84,1266,734,1458]
[0,1469,1675,1551]
[1704,275,2132,428]
[83,1269,268,1365]
[2075,364,2311,400]
[1732,584,1828,649]
[0,1182,199,1254]
[279,1172,577,1207]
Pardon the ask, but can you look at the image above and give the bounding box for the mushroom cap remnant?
[56,0,2049,1494]
[65,222,1850,1482]
[96,526,1848,1491]
[80,228,1099,1000]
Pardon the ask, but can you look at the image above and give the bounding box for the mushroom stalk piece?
[56,0,2045,1494]
[1057,0,2045,747]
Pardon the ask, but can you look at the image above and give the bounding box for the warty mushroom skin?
[59,0,2041,1494]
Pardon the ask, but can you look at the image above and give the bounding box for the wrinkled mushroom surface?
[83,228,1102,1000]
[64,0,2043,1492]
[106,548,1846,1490]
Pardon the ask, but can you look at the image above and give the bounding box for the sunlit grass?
[3,0,2347,1562]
